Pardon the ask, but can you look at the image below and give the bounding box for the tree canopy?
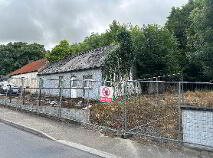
[0,42,46,75]
[166,0,213,81]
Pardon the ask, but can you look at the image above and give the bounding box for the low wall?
[182,106,213,149]
[0,98,89,123]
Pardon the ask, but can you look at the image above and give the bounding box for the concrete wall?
[182,107,213,149]
[39,69,103,99]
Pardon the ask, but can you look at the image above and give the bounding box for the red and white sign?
[100,86,113,102]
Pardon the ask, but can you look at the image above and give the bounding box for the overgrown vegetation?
[90,90,213,139]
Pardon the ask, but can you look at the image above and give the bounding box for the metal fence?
[0,78,213,149]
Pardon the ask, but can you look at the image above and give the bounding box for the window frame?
[83,75,93,88]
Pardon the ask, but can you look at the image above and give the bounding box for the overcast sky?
[0,0,188,49]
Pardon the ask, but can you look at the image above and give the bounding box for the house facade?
[8,59,48,90]
[38,46,116,99]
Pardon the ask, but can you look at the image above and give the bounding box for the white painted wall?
[8,72,39,93]
[39,69,103,99]
[182,109,213,148]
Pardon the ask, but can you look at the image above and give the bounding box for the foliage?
[103,24,180,81]
[47,21,181,81]
[104,26,133,81]
[186,0,213,81]
[0,42,46,75]
[45,40,71,61]
[166,0,213,81]
[165,1,196,70]
[47,20,123,62]
[132,25,180,79]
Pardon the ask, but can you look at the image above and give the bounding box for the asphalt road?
[0,123,101,158]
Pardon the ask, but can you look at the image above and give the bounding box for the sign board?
[100,86,114,102]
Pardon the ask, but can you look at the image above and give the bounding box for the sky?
[0,0,188,50]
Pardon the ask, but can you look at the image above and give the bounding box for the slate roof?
[10,59,48,75]
[38,45,117,75]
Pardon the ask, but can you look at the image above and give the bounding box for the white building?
[38,46,117,99]
[8,59,48,91]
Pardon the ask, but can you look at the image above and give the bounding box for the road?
[0,123,101,158]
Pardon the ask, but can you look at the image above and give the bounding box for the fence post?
[38,78,43,107]
[9,85,11,103]
[178,82,181,105]
[70,79,72,99]
[181,75,184,105]
[21,77,24,97]
[22,88,25,105]
[122,81,128,138]
[58,76,63,118]
[36,78,42,114]
[59,87,62,118]
[178,75,184,143]
[156,77,159,96]
[83,80,85,106]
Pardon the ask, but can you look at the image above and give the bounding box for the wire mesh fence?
[0,77,213,149]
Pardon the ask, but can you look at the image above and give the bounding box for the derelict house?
[38,46,117,99]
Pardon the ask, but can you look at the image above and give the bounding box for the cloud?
[0,0,188,49]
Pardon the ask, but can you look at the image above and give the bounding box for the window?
[39,78,44,88]
[59,76,64,88]
[83,75,93,88]
[70,76,77,88]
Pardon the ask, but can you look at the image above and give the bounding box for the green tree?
[45,40,72,61]
[165,0,196,70]
[133,25,180,79]
[0,42,46,75]
[104,27,133,81]
[186,0,213,81]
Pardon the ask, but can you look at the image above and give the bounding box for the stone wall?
[182,107,213,149]
[0,98,89,123]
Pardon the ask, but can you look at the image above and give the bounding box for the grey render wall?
[182,108,213,148]
[39,68,103,100]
